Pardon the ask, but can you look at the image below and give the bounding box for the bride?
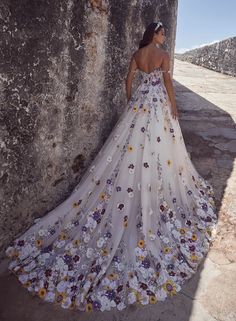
[126,22,178,120]
[5,21,218,313]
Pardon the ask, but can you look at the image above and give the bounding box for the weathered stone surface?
[0,0,178,258]
[175,36,236,77]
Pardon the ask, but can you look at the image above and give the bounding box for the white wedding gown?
[5,66,218,312]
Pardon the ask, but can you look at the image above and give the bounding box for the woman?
[5,22,217,313]
[126,22,178,119]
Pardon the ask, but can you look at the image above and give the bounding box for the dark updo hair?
[138,22,164,49]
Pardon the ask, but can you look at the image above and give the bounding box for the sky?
[175,0,236,53]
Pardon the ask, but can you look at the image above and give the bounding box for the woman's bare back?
[133,44,165,74]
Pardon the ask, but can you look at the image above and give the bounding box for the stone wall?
[0,0,178,258]
[175,36,236,77]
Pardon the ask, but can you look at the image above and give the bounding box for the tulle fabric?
[5,66,218,312]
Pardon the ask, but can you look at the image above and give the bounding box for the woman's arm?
[161,52,178,119]
[125,54,137,102]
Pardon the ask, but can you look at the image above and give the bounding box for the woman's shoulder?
[161,49,169,54]
[158,48,169,56]
[161,50,170,60]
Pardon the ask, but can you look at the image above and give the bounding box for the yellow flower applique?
[128,145,133,152]
[138,239,145,248]
[73,239,80,246]
[59,232,67,240]
[149,295,157,304]
[55,292,67,304]
[108,273,118,280]
[179,228,187,235]
[102,248,109,256]
[99,192,106,200]
[142,107,147,112]
[35,239,43,248]
[163,280,177,296]
[190,254,199,262]
[86,303,93,312]
[163,247,171,254]
[191,233,197,241]
[38,288,47,299]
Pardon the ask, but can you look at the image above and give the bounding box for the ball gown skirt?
[5,66,218,312]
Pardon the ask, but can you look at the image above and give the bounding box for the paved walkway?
[0,59,235,321]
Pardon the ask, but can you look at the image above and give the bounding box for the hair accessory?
[154,21,163,31]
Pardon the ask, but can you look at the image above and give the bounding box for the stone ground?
[0,59,235,321]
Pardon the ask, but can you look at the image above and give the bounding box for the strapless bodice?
[138,66,168,84]
[138,66,165,75]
